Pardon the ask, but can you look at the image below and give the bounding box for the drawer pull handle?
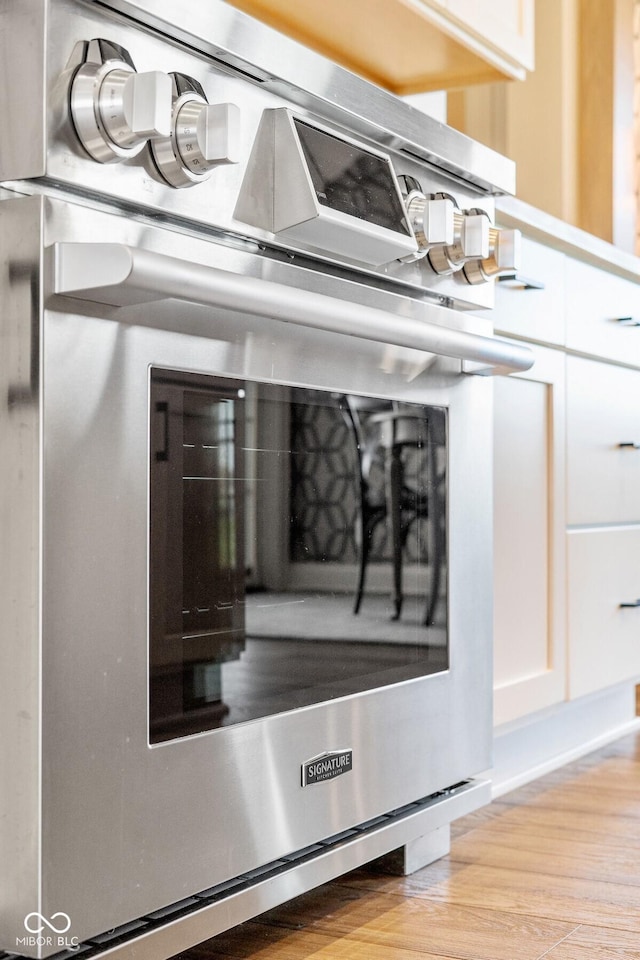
[497,273,545,290]
[618,442,640,450]
[620,599,640,608]
[614,317,640,327]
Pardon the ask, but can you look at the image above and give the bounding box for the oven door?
[147,368,452,741]
[2,195,532,953]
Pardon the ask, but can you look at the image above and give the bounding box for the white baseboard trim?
[491,716,640,799]
[488,683,640,799]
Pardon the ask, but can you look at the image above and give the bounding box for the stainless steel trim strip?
[93,0,515,195]
[0,0,47,180]
[0,194,44,948]
[52,242,534,374]
[84,779,491,960]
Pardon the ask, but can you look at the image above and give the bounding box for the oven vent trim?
[3,778,488,960]
[50,242,533,375]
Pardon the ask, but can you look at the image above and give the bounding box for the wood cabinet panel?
[227,0,534,92]
[568,527,640,699]
[566,357,640,526]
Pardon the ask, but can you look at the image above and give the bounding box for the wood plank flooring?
[175,732,640,960]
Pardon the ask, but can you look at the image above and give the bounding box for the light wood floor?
[179,731,640,960]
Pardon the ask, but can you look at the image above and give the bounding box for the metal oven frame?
[0,3,531,958]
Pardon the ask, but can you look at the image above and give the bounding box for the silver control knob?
[428,209,491,275]
[463,228,522,284]
[151,73,240,188]
[400,192,455,262]
[70,39,172,163]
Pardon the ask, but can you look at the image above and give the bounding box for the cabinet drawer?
[566,258,640,366]
[492,237,565,346]
[567,357,640,525]
[568,527,640,699]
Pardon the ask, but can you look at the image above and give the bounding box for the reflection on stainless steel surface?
[68,38,173,162]
[0,1,525,957]
[2,0,517,308]
[149,374,448,741]
[0,195,497,955]
[52,241,533,374]
[0,195,43,953]
[233,109,418,265]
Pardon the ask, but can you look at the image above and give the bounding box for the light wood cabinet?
[226,0,534,93]
[493,345,566,725]
[448,0,636,250]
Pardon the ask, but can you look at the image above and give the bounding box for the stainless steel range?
[0,3,532,958]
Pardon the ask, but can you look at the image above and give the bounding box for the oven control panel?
[56,27,518,304]
[233,108,418,266]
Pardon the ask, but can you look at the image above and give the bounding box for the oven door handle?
[51,242,534,375]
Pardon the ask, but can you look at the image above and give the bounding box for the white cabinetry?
[493,346,566,725]
[493,210,640,720]
[565,289,640,699]
[565,258,640,367]
[423,0,534,78]
[489,203,640,789]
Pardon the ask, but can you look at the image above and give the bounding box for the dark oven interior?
[149,370,449,741]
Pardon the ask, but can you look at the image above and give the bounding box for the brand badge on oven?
[302,749,353,786]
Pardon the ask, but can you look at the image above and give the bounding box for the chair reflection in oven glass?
[150,372,247,741]
[339,396,446,625]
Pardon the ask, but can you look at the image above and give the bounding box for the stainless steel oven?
[0,3,532,958]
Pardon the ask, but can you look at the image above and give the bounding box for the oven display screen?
[149,371,448,742]
[293,119,412,236]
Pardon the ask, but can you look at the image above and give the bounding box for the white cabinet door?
[493,345,566,725]
[568,527,640,698]
[422,0,534,75]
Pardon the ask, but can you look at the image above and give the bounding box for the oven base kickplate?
[6,778,489,960]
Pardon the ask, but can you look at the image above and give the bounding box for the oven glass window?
[149,370,448,742]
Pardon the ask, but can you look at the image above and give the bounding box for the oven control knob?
[428,209,491,275]
[400,191,455,262]
[69,39,172,163]
[462,228,522,284]
[150,73,241,188]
